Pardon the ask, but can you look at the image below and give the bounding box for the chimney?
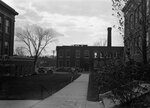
[107,27,112,47]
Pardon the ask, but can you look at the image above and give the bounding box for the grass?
[0,73,80,100]
[87,73,99,101]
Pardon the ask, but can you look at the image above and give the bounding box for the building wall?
[0,1,18,56]
[123,0,150,63]
[0,56,34,76]
[56,45,124,71]
[0,1,34,77]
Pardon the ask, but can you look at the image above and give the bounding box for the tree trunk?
[33,55,38,73]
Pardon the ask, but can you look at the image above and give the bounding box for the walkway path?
[0,74,102,108]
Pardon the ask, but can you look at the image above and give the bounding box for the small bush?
[90,60,150,107]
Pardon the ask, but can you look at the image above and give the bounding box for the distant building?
[0,1,34,76]
[56,27,124,71]
[122,0,150,63]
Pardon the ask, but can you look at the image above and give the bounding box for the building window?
[0,41,1,55]
[58,50,63,58]
[0,17,2,31]
[5,20,10,34]
[147,0,150,15]
[134,37,137,53]
[94,52,98,58]
[66,50,70,58]
[66,60,70,67]
[108,53,112,58]
[58,60,63,67]
[137,36,142,52]
[84,50,89,58]
[127,40,130,49]
[94,60,98,68]
[105,53,109,58]
[147,32,149,47]
[4,41,9,55]
[75,60,80,67]
[114,52,118,58]
[76,50,80,58]
[100,52,103,58]
[125,17,128,27]
[135,8,139,24]
[139,5,142,20]
[130,14,134,29]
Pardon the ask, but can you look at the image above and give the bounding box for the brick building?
[0,0,18,56]
[123,0,150,63]
[0,1,34,76]
[56,27,124,71]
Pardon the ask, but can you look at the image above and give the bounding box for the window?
[94,52,98,58]
[105,53,108,58]
[84,50,89,58]
[58,50,63,58]
[58,60,63,67]
[100,52,103,58]
[147,0,150,15]
[130,14,134,29]
[76,50,80,58]
[108,53,112,58]
[0,17,2,31]
[147,32,149,46]
[114,52,118,58]
[0,41,1,55]
[137,36,142,51]
[4,41,9,55]
[75,60,80,67]
[125,17,128,26]
[5,20,10,34]
[139,5,142,20]
[133,38,136,54]
[134,37,137,53]
[135,8,139,24]
[94,60,98,68]
[127,40,130,49]
[66,60,70,67]
[66,50,70,58]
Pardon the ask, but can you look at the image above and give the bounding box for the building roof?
[0,0,18,15]
[56,45,124,49]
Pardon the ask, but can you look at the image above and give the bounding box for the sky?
[4,0,123,56]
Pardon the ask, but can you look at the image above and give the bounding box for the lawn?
[87,73,99,101]
[0,73,80,100]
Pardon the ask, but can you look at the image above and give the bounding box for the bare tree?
[16,25,61,72]
[93,39,107,46]
[15,46,26,56]
[112,0,128,37]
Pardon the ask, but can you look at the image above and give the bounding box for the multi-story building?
[0,1,34,76]
[0,0,18,56]
[56,27,124,71]
[122,0,150,63]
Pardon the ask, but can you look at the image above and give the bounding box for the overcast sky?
[4,0,123,55]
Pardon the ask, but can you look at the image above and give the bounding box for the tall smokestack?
[107,27,112,47]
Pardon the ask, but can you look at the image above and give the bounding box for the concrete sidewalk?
[0,74,102,108]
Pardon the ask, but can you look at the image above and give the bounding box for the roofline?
[0,0,18,15]
[56,45,124,48]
